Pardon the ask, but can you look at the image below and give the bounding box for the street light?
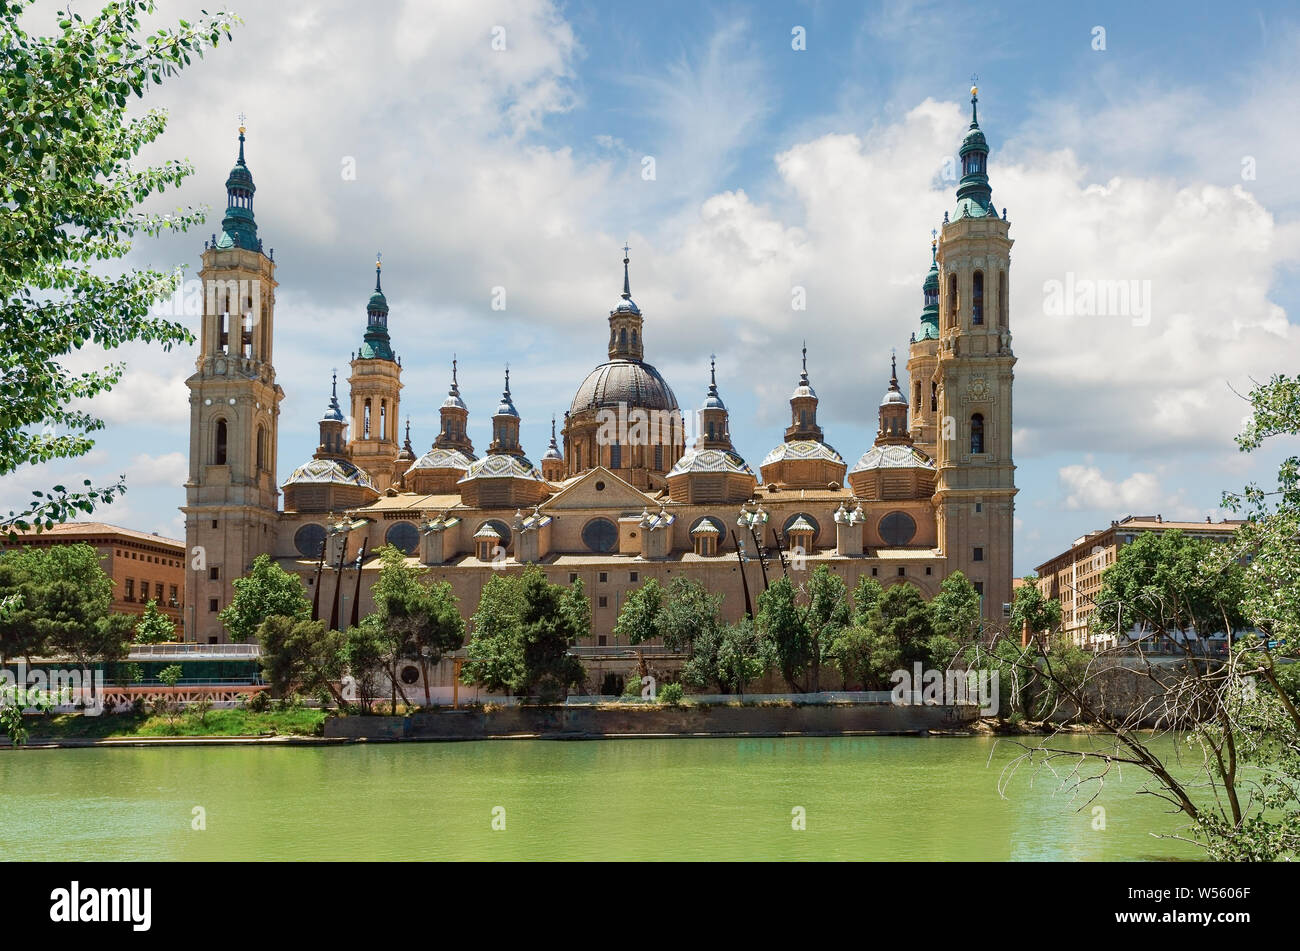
[737,503,772,589]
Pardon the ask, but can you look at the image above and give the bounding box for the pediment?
[541,466,655,511]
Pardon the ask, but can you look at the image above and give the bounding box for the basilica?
[182,87,1016,648]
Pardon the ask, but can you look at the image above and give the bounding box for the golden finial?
[237,111,247,135]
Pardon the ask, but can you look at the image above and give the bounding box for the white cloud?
[1058,464,1163,512]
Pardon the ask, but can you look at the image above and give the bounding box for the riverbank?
[2,708,326,747]
[4,701,980,748]
[325,700,979,740]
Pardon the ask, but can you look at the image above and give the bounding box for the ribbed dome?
[281,458,376,490]
[406,447,475,474]
[850,444,935,474]
[570,360,679,415]
[880,387,908,407]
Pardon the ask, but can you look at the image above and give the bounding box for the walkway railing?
[127,643,262,659]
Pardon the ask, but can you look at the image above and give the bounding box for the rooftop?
[3,521,184,549]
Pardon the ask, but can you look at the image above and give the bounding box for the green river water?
[0,735,1204,860]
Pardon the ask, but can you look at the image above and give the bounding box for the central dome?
[569,360,679,416]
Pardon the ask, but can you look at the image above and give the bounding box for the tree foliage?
[1,0,239,534]
[0,542,131,665]
[220,553,310,643]
[258,615,346,706]
[368,544,465,707]
[133,599,174,644]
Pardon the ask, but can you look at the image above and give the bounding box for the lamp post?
[737,503,771,590]
[326,515,351,631]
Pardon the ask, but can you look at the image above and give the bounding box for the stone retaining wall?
[324,702,979,740]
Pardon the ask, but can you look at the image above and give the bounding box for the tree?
[219,553,310,643]
[995,373,1300,860]
[460,568,585,702]
[461,573,525,696]
[858,583,937,688]
[804,565,850,692]
[342,616,388,713]
[1092,529,1246,647]
[368,545,464,707]
[614,578,664,675]
[827,625,874,691]
[134,599,175,644]
[851,575,884,627]
[713,618,772,697]
[757,577,812,692]
[561,577,592,645]
[0,543,131,667]
[929,570,982,668]
[153,663,183,726]
[1009,574,1062,646]
[1,681,58,746]
[1,1,239,536]
[257,615,346,706]
[517,569,585,702]
[659,576,723,654]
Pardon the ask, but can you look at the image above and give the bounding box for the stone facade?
[183,92,1018,644]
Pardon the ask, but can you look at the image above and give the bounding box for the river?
[0,735,1203,860]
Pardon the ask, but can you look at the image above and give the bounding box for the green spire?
[218,121,260,251]
[954,83,995,219]
[919,232,940,339]
[359,253,395,361]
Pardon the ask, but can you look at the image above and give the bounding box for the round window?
[399,665,420,685]
[878,511,917,547]
[385,521,420,555]
[294,523,327,559]
[581,518,618,553]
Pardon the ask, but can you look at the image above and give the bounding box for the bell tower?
[348,256,403,492]
[182,123,283,643]
[933,84,1017,622]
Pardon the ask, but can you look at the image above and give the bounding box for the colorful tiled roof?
[850,444,936,473]
[667,447,754,478]
[761,439,844,468]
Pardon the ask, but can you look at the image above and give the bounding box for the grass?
[23,707,327,740]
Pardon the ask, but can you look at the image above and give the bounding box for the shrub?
[246,691,271,713]
[658,682,685,706]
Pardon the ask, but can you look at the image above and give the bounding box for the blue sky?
[8,0,1300,574]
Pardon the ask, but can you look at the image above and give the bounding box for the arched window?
[631,329,638,348]
[947,274,958,329]
[610,442,621,469]
[999,271,1008,328]
[380,400,387,442]
[972,271,984,325]
[619,328,627,348]
[363,400,372,439]
[256,425,266,471]
[970,413,985,454]
[931,382,937,412]
[914,382,921,411]
[214,419,228,465]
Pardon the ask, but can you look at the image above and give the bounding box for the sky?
[7,0,1300,575]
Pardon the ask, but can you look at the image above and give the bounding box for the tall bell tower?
[933,85,1017,622]
[182,124,283,643]
[348,257,403,492]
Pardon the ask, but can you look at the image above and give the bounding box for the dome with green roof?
[358,259,395,362]
[954,86,997,219]
[217,127,260,251]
